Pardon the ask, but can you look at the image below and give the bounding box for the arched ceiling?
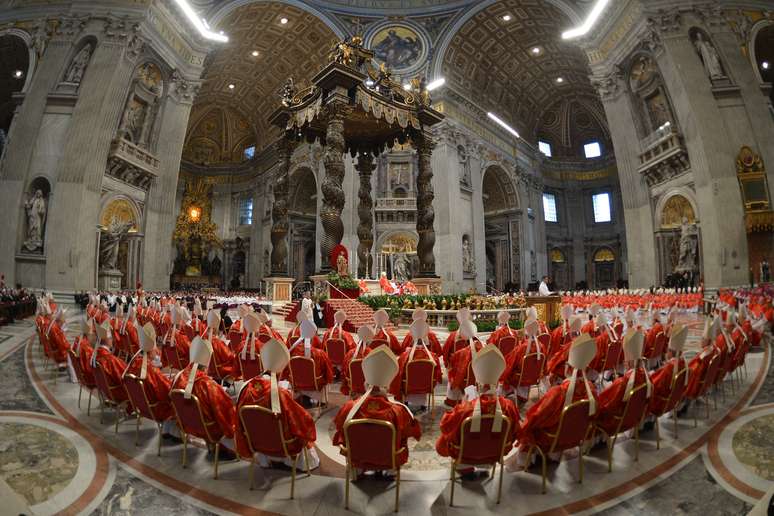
[188,2,338,154]
[182,104,256,165]
[441,0,604,150]
[0,34,29,132]
[537,95,610,158]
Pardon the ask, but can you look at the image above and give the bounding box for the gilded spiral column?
[270,140,292,276]
[320,105,347,272]
[415,135,437,277]
[355,152,375,278]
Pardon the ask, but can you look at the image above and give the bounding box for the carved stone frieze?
[591,67,625,102]
[106,138,159,191]
[169,69,200,104]
[637,129,691,187]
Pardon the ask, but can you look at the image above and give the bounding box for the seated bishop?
[685,317,720,399]
[120,305,141,357]
[514,333,599,464]
[228,304,252,343]
[257,310,285,343]
[545,315,585,382]
[594,329,652,434]
[235,338,319,471]
[340,326,375,396]
[46,308,72,371]
[372,309,402,355]
[204,308,238,382]
[161,304,191,369]
[580,304,602,337]
[389,314,442,408]
[122,322,175,429]
[502,317,546,403]
[642,308,664,360]
[333,345,421,472]
[171,336,237,461]
[400,309,443,356]
[92,320,131,406]
[191,298,206,336]
[486,310,516,350]
[437,345,521,479]
[441,308,481,365]
[649,324,689,416]
[74,317,97,386]
[548,305,575,359]
[287,318,334,403]
[286,310,323,350]
[589,311,620,378]
[446,316,486,407]
[322,310,356,351]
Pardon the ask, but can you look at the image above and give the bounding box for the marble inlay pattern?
[732,414,774,481]
[0,422,79,505]
[751,347,774,406]
[598,457,752,515]
[0,346,52,414]
[90,465,216,516]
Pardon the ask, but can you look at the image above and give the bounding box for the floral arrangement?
[327,272,359,290]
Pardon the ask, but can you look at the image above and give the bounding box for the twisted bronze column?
[270,139,292,276]
[415,134,437,277]
[355,152,375,278]
[320,105,347,271]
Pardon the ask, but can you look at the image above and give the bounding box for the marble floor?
[0,309,772,516]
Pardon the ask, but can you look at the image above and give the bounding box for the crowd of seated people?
[31,286,773,504]
[0,285,36,326]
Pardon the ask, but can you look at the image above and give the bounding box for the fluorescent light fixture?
[562,0,611,40]
[171,0,228,42]
[280,17,288,24]
[763,61,770,70]
[502,15,512,21]
[426,77,445,91]
[487,112,520,138]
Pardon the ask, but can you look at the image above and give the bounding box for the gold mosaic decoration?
[660,195,696,229]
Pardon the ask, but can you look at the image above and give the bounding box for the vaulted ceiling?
[441,0,605,153]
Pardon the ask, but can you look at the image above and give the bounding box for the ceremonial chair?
[496,336,517,357]
[649,366,689,447]
[713,347,738,401]
[123,373,166,455]
[68,348,95,415]
[348,358,366,397]
[169,389,224,479]
[403,359,436,414]
[288,356,328,406]
[594,382,650,472]
[686,355,722,425]
[238,405,311,499]
[447,414,512,506]
[324,337,347,369]
[537,334,551,354]
[208,349,235,384]
[161,342,188,373]
[341,418,404,512]
[93,362,129,434]
[523,398,594,494]
[369,338,389,350]
[597,339,624,381]
[510,351,545,397]
[646,332,668,368]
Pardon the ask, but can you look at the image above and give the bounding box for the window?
[592,192,612,223]
[584,141,602,158]
[243,145,256,160]
[542,193,558,223]
[239,198,253,225]
[538,140,552,157]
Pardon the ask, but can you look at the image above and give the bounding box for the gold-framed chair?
[169,389,225,479]
[594,382,650,472]
[403,358,436,415]
[650,366,689,447]
[123,373,168,455]
[93,362,129,433]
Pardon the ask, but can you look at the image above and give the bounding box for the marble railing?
[401,308,527,329]
[375,197,417,210]
[637,125,690,187]
[106,138,159,190]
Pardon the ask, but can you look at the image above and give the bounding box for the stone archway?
[99,196,142,289]
[654,191,701,287]
[591,247,616,289]
[549,247,570,291]
[482,165,520,292]
[288,166,317,282]
[375,231,418,281]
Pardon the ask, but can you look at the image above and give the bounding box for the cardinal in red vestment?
[372,309,402,354]
[649,324,689,416]
[685,317,720,400]
[390,315,442,406]
[235,338,319,470]
[642,308,664,361]
[286,310,323,350]
[548,305,575,359]
[502,318,546,403]
[287,318,334,402]
[400,309,443,356]
[46,308,71,365]
[204,308,238,381]
[120,305,141,356]
[161,304,191,370]
[122,322,173,421]
[322,310,357,355]
[340,326,375,396]
[487,310,519,353]
[92,320,131,406]
[446,316,485,406]
[437,345,520,478]
[545,315,584,381]
[334,345,421,471]
[580,304,602,337]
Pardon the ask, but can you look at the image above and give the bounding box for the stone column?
[319,104,347,272]
[355,152,375,278]
[414,133,437,277]
[270,139,292,276]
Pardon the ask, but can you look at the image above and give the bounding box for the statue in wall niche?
[457,145,471,187]
[393,253,410,282]
[675,217,699,273]
[462,235,475,274]
[64,45,93,84]
[119,100,146,145]
[692,32,726,81]
[99,216,133,271]
[22,189,47,253]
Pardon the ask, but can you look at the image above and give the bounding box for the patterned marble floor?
[0,309,771,515]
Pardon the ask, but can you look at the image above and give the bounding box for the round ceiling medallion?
[366,22,429,75]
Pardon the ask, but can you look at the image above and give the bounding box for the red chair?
[646,332,668,366]
[447,415,513,505]
[510,352,545,394]
[68,348,96,415]
[162,342,188,372]
[452,339,469,355]
[123,373,168,455]
[523,399,594,493]
[169,389,224,479]
[686,354,722,425]
[239,354,263,381]
[93,362,129,434]
[403,359,436,413]
[289,356,328,405]
[325,338,347,368]
[595,382,650,472]
[341,418,404,512]
[369,338,389,350]
[537,333,551,354]
[598,339,623,375]
[650,366,689,447]
[348,359,366,397]
[238,405,311,498]
[497,336,517,357]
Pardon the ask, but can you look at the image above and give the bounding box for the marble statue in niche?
[692,31,726,81]
[457,145,471,187]
[645,91,671,130]
[675,217,699,273]
[462,234,475,274]
[64,44,93,84]
[393,253,410,282]
[22,189,47,253]
[99,216,133,271]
